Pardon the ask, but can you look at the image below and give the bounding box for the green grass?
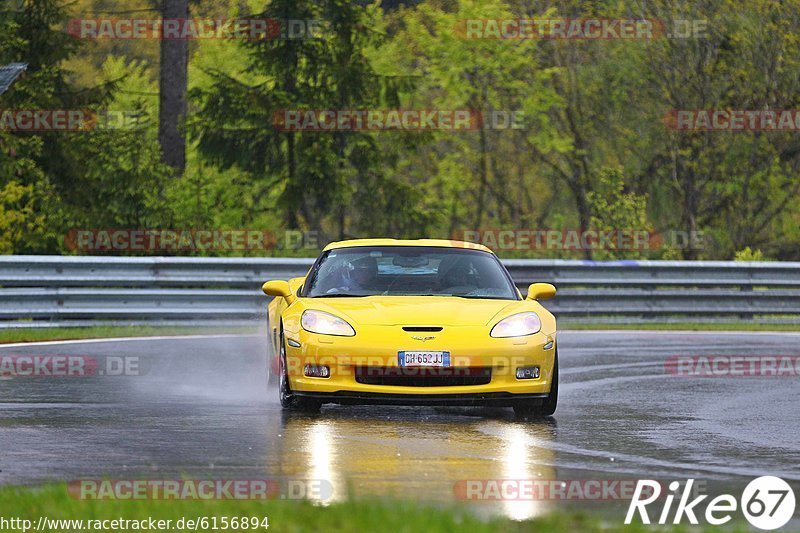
[562,322,800,332]
[0,326,260,344]
[0,484,749,533]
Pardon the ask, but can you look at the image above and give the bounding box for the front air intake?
[355,367,491,387]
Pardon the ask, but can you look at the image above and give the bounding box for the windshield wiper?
[310,293,372,298]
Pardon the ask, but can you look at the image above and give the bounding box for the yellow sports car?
[262,239,558,417]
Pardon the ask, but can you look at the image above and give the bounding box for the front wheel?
[278,329,321,413]
[513,350,558,418]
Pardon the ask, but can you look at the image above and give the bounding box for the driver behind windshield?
[305,247,518,300]
[439,259,477,294]
[326,255,378,294]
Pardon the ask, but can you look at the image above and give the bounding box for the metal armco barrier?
[1,256,799,326]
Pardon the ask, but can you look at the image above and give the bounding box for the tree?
[383,0,565,239]
[192,0,425,242]
[635,0,800,259]
[517,0,655,259]
[0,0,173,253]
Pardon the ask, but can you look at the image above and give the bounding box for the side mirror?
[261,280,296,304]
[526,282,556,301]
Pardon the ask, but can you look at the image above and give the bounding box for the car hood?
[306,296,521,327]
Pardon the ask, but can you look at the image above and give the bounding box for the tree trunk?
[682,172,699,260]
[285,132,298,228]
[473,124,489,229]
[158,0,189,174]
[569,179,593,260]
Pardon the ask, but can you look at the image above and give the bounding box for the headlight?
[301,310,356,337]
[490,312,541,338]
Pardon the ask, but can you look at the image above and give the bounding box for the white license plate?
[398,351,450,367]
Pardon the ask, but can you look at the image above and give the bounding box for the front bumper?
[293,391,549,406]
[282,326,557,400]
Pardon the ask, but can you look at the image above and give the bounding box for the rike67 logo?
[626,477,796,530]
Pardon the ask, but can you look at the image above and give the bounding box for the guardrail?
[1,256,799,326]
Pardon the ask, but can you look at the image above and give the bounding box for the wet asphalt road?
[1,331,799,522]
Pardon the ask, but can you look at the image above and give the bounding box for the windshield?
[303,246,518,300]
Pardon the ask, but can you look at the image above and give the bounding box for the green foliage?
[0,0,175,253]
[384,0,564,234]
[631,0,800,260]
[1,0,800,259]
[189,0,427,244]
[587,167,651,259]
[0,180,47,253]
[734,247,767,262]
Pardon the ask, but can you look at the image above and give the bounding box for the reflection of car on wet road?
[262,239,558,417]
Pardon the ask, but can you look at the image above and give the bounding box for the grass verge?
[0,326,260,344]
[0,484,746,533]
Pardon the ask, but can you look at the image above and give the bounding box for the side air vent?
[402,326,443,332]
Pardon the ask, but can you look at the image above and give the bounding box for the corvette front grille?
[354,366,492,387]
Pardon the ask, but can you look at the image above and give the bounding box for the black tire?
[278,328,321,413]
[513,349,558,419]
